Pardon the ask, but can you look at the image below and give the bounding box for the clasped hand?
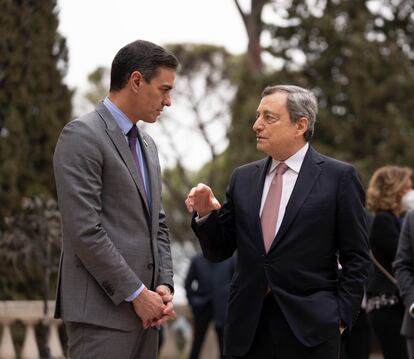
[132,285,176,329]
[185,183,221,217]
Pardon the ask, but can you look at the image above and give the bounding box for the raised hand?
[185,183,221,217]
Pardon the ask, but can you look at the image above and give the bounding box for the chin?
[256,143,267,152]
[257,145,274,158]
[142,117,157,124]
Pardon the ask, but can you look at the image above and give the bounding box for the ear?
[295,117,309,137]
[130,71,143,92]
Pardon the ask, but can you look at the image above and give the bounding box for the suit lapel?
[95,102,151,217]
[270,146,323,249]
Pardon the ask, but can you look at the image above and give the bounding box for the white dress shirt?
[260,143,309,238]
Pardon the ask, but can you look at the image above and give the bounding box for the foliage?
[84,66,110,106]
[0,197,61,300]
[228,0,414,185]
[155,44,240,242]
[0,0,72,223]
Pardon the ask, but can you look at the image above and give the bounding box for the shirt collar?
[103,97,136,135]
[268,142,309,174]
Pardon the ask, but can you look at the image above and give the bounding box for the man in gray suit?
[53,40,179,359]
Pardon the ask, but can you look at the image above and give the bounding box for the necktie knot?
[276,162,289,176]
[128,125,138,139]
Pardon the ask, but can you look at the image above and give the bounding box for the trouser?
[368,303,408,359]
[65,321,158,359]
[229,294,340,359]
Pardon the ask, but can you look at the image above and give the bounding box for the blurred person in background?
[401,188,414,216]
[393,185,414,358]
[185,253,235,359]
[366,165,412,359]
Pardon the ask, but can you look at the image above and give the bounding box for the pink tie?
[261,162,289,252]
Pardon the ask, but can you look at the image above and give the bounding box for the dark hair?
[262,85,318,141]
[110,40,179,92]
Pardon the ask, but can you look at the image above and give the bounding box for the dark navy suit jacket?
[192,146,370,356]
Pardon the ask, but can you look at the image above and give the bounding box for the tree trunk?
[234,0,268,73]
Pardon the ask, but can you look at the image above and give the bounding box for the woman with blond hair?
[366,165,412,359]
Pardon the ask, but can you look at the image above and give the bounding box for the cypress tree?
[0,0,72,222]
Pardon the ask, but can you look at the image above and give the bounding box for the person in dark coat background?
[366,165,412,359]
[393,188,414,358]
[185,253,235,359]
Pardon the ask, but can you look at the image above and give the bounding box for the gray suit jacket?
[394,210,414,337]
[53,102,173,331]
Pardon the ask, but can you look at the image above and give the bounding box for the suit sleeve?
[191,172,238,262]
[146,136,174,291]
[54,120,140,305]
[336,166,370,327]
[394,211,414,308]
[156,203,174,290]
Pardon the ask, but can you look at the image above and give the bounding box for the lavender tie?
[261,162,289,252]
[127,125,146,193]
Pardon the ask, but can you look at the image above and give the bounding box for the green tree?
[0,197,61,300]
[83,66,110,108]
[158,44,239,242]
[369,0,414,62]
[228,0,414,184]
[264,0,414,181]
[0,0,72,222]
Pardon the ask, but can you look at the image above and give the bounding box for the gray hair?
[262,85,318,141]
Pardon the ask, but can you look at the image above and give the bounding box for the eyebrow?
[258,109,277,117]
[160,84,173,90]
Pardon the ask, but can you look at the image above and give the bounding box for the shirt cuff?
[125,284,145,302]
[195,212,211,224]
[410,303,414,318]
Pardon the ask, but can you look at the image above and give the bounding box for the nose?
[163,93,172,107]
[252,117,263,132]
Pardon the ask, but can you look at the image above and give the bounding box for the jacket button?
[147,263,154,270]
[101,281,114,296]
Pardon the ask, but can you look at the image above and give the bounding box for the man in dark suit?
[185,253,235,358]
[185,85,370,358]
[53,40,178,359]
